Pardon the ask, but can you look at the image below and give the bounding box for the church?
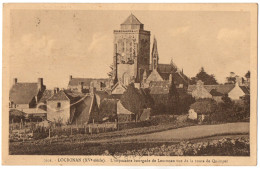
[111,14,189,94]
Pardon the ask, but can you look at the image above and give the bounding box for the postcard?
[2,3,257,166]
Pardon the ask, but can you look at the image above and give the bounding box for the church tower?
[113,14,150,86]
[151,36,159,70]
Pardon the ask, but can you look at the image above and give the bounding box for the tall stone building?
[113,14,151,86]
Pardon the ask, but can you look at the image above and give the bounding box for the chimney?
[169,74,172,83]
[235,76,242,86]
[69,75,73,80]
[13,78,18,86]
[196,80,204,88]
[90,82,96,95]
[37,78,43,91]
[78,82,83,93]
[54,87,59,94]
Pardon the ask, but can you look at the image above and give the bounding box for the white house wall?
[228,85,245,100]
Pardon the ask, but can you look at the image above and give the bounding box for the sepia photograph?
[2,3,257,166]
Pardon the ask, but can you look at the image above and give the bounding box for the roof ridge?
[121,14,143,25]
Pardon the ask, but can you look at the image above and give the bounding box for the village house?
[67,75,111,92]
[188,80,250,101]
[46,86,99,125]
[9,78,47,120]
[9,78,46,109]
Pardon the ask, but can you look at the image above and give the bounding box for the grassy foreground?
[9,134,249,155]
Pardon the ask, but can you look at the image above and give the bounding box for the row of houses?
[188,80,250,102]
[9,76,151,125]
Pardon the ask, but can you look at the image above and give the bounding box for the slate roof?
[39,90,53,103]
[47,90,70,101]
[9,83,39,104]
[146,69,163,82]
[121,14,143,25]
[117,101,134,115]
[188,84,250,96]
[111,81,127,92]
[210,89,223,96]
[188,84,235,95]
[239,86,250,95]
[71,94,95,124]
[157,64,189,85]
[68,78,109,87]
[158,64,175,73]
[149,81,170,95]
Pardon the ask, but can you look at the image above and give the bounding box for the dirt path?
[98,122,249,143]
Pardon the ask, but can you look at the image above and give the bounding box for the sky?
[9,10,250,89]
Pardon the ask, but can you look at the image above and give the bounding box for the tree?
[190,99,217,115]
[192,67,218,85]
[226,72,237,84]
[120,83,147,119]
[178,93,195,114]
[99,99,117,122]
[245,71,250,79]
[190,77,198,85]
[221,94,233,108]
[167,76,180,114]
[107,64,113,78]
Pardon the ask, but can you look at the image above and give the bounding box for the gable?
[117,101,134,115]
[47,91,70,101]
[146,69,163,83]
[39,90,53,103]
[192,85,212,99]
[228,85,247,99]
[188,84,235,95]
[111,82,126,95]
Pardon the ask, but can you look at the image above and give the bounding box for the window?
[57,102,61,108]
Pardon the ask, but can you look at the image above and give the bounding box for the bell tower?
[113,14,150,86]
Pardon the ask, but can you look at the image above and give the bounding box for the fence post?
[115,119,119,131]
[49,128,51,138]
[70,127,72,136]
[20,119,22,129]
[89,125,92,135]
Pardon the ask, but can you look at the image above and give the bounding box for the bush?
[120,83,148,119]
[210,95,250,123]
[190,99,217,115]
[104,137,249,156]
[178,94,195,114]
[99,99,117,122]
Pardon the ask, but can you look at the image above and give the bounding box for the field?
[9,122,249,155]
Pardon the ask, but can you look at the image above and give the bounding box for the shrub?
[178,94,195,114]
[190,99,217,115]
[120,83,147,119]
[210,95,250,123]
